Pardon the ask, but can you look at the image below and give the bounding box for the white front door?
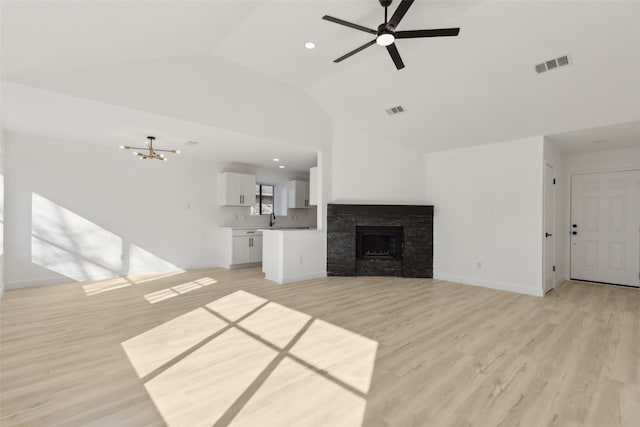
[570,170,640,287]
[543,163,555,293]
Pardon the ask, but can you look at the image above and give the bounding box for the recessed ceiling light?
[273,158,280,162]
[305,42,316,50]
[279,165,286,169]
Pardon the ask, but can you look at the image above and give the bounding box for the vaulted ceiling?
[2,0,640,160]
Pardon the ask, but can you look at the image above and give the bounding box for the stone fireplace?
[327,204,433,278]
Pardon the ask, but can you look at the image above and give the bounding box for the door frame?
[543,162,555,293]
[567,166,640,285]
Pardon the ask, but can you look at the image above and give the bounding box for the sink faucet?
[269,212,276,227]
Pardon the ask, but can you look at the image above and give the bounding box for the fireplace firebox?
[356,226,403,259]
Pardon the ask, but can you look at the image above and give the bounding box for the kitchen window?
[251,184,274,215]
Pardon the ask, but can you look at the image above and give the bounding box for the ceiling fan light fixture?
[376,32,395,46]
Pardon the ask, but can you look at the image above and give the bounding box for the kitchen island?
[260,228,326,284]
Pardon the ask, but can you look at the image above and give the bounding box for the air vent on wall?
[535,54,571,74]
[386,105,405,116]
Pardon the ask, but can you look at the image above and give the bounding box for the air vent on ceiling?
[386,105,405,116]
[185,140,199,146]
[535,54,571,74]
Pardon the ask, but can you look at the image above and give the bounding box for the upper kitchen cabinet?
[287,180,310,209]
[220,172,256,206]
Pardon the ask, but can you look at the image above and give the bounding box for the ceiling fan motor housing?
[379,0,393,8]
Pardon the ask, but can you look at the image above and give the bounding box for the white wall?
[4,133,314,288]
[331,121,428,204]
[0,125,5,298]
[543,138,567,287]
[425,136,545,297]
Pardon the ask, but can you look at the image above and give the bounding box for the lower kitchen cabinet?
[221,228,263,268]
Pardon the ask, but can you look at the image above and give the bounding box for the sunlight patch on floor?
[205,290,267,321]
[229,357,367,427]
[122,307,226,378]
[128,271,184,285]
[145,328,277,427]
[290,319,379,394]
[82,277,131,296]
[238,301,311,349]
[122,290,378,427]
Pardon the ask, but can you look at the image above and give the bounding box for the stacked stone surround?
[327,204,434,278]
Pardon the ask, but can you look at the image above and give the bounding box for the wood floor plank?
[1,268,638,426]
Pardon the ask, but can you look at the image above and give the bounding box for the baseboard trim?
[280,271,327,285]
[6,277,77,289]
[4,266,216,290]
[434,273,544,297]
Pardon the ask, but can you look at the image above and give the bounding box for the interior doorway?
[570,170,640,287]
[543,163,555,293]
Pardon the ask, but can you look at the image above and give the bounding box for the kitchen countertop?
[259,227,317,232]
[220,226,315,230]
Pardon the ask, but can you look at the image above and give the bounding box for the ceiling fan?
[323,0,460,70]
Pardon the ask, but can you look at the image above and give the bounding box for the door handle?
[545,233,552,237]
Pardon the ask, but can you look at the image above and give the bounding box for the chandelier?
[119,136,180,161]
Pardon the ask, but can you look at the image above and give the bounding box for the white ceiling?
[547,120,640,155]
[2,82,318,172]
[2,0,640,156]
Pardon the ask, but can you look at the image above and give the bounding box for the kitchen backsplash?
[219,206,317,229]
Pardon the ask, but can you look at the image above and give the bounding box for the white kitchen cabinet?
[287,180,310,209]
[221,228,263,268]
[220,172,256,206]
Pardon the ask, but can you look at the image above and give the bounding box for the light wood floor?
[1,268,638,427]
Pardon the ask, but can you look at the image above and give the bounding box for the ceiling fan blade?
[334,39,377,63]
[395,28,460,39]
[388,0,415,30]
[386,43,405,70]
[322,15,377,35]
